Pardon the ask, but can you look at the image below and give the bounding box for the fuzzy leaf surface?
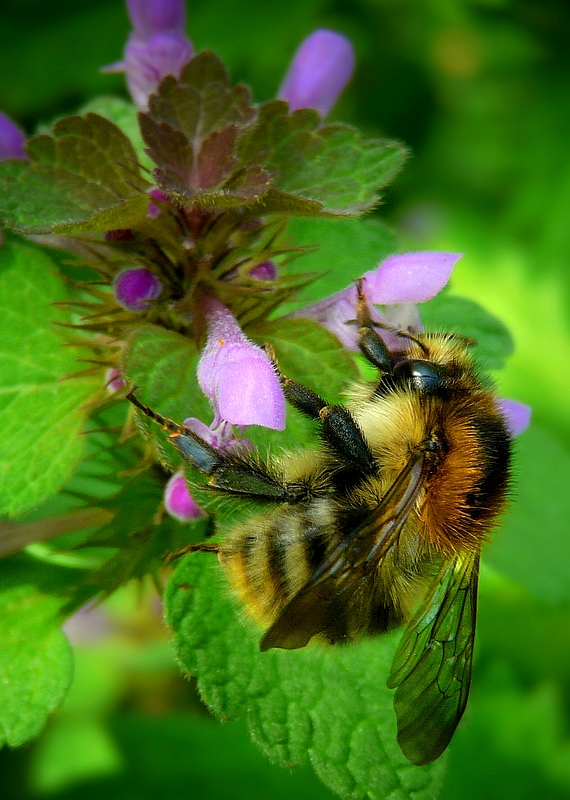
[0,113,150,234]
[139,51,407,215]
[0,240,98,516]
[80,96,153,171]
[0,556,76,748]
[166,555,446,800]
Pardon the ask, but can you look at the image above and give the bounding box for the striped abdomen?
[219,497,342,626]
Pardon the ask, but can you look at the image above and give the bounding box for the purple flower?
[113,267,162,311]
[111,0,193,109]
[291,251,461,350]
[147,187,170,218]
[278,29,355,117]
[497,399,531,437]
[224,259,278,283]
[183,416,253,454]
[250,260,278,281]
[126,0,186,39]
[197,293,285,430]
[362,252,460,305]
[0,112,27,160]
[164,469,205,522]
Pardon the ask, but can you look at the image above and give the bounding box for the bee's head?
[388,334,478,395]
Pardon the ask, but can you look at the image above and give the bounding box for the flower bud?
[104,368,125,394]
[126,0,187,40]
[164,469,204,522]
[278,29,355,117]
[250,260,277,280]
[497,399,531,437]
[113,267,162,312]
[0,111,26,160]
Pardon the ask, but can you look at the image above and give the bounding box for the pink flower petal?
[290,251,460,350]
[127,0,187,40]
[364,252,461,305]
[197,294,285,430]
[216,349,285,428]
[125,31,193,109]
[288,288,359,349]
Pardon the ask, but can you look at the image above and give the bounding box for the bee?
[127,280,512,765]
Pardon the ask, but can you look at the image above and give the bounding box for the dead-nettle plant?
[0,1,530,798]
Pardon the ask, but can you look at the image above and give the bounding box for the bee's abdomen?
[219,499,340,626]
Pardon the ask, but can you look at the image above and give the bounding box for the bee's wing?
[260,452,428,652]
[387,551,480,765]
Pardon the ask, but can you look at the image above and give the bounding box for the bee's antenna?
[374,322,429,356]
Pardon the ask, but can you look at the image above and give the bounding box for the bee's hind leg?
[164,540,219,564]
[263,345,376,475]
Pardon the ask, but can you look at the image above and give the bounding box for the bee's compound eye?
[395,359,445,392]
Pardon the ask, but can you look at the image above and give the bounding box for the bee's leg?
[355,279,432,356]
[165,541,219,563]
[355,278,394,372]
[263,346,376,475]
[128,391,302,503]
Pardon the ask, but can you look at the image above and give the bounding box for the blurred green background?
[1,0,570,798]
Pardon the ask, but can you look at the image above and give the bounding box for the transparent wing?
[387,551,480,765]
[260,452,428,651]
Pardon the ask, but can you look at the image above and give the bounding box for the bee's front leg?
[263,345,376,475]
[355,278,395,373]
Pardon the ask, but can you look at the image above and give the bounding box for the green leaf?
[237,104,407,216]
[285,217,399,304]
[485,424,570,604]
[139,51,407,216]
[261,317,359,401]
[0,556,76,748]
[0,113,150,234]
[165,555,446,800]
[420,294,514,371]
[0,239,98,516]
[80,96,154,172]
